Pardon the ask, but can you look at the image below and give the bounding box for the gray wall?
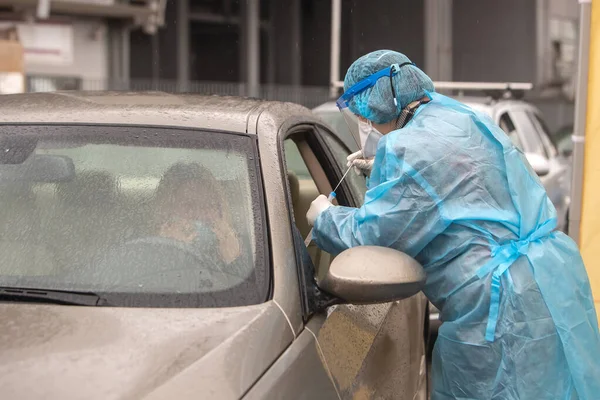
[129,0,553,90]
[144,0,426,88]
[298,0,425,87]
[346,0,424,68]
[453,0,537,83]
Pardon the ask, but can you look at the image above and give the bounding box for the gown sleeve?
[312,132,449,258]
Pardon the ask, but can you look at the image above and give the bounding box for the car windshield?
[0,125,268,308]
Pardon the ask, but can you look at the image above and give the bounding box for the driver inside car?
[154,162,241,266]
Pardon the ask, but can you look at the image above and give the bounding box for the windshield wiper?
[0,286,109,306]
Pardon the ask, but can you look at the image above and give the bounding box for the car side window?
[283,139,318,237]
[530,112,558,158]
[284,139,312,180]
[317,127,366,206]
[282,134,337,273]
[510,110,548,158]
[499,112,524,151]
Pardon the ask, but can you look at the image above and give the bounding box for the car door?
[281,123,428,400]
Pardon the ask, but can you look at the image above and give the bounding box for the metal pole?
[439,0,453,81]
[568,0,592,243]
[424,0,439,79]
[425,0,453,81]
[177,0,190,92]
[108,22,120,90]
[151,31,159,89]
[535,0,549,86]
[37,0,51,19]
[329,0,341,98]
[246,0,260,98]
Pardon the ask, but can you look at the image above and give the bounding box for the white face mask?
[358,119,383,158]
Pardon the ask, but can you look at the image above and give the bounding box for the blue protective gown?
[313,92,600,399]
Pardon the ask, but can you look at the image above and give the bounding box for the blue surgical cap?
[344,50,435,124]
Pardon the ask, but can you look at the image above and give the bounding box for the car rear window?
[0,125,268,308]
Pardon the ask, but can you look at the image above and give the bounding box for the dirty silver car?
[0,92,428,399]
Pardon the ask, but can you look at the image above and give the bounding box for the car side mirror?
[525,153,550,177]
[316,246,426,305]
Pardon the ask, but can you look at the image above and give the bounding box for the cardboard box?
[0,26,24,94]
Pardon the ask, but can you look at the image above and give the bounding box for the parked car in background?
[313,87,572,341]
[553,124,574,158]
[0,92,428,400]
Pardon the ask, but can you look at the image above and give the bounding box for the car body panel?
[0,302,293,400]
[253,106,319,336]
[309,298,427,399]
[243,324,340,399]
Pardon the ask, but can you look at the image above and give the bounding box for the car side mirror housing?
[316,246,426,305]
[525,153,550,177]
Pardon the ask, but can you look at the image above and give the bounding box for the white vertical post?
[246,0,260,98]
[121,25,130,90]
[424,0,453,81]
[329,0,341,98]
[177,0,190,91]
[37,0,51,19]
[536,0,550,85]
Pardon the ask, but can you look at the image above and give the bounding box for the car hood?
[0,301,293,400]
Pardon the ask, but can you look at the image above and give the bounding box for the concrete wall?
[452,0,537,83]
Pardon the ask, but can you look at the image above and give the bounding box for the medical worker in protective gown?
[306,50,600,399]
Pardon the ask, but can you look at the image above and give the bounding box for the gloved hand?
[347,150,374,176]
[306,194,332,226]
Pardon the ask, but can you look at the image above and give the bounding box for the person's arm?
[213,218,241,264]
[312,138,448,258]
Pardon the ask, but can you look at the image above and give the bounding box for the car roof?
[312,101,339,113]
[0,91,313,134]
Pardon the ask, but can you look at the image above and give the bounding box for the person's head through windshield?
[154,162,240,264]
